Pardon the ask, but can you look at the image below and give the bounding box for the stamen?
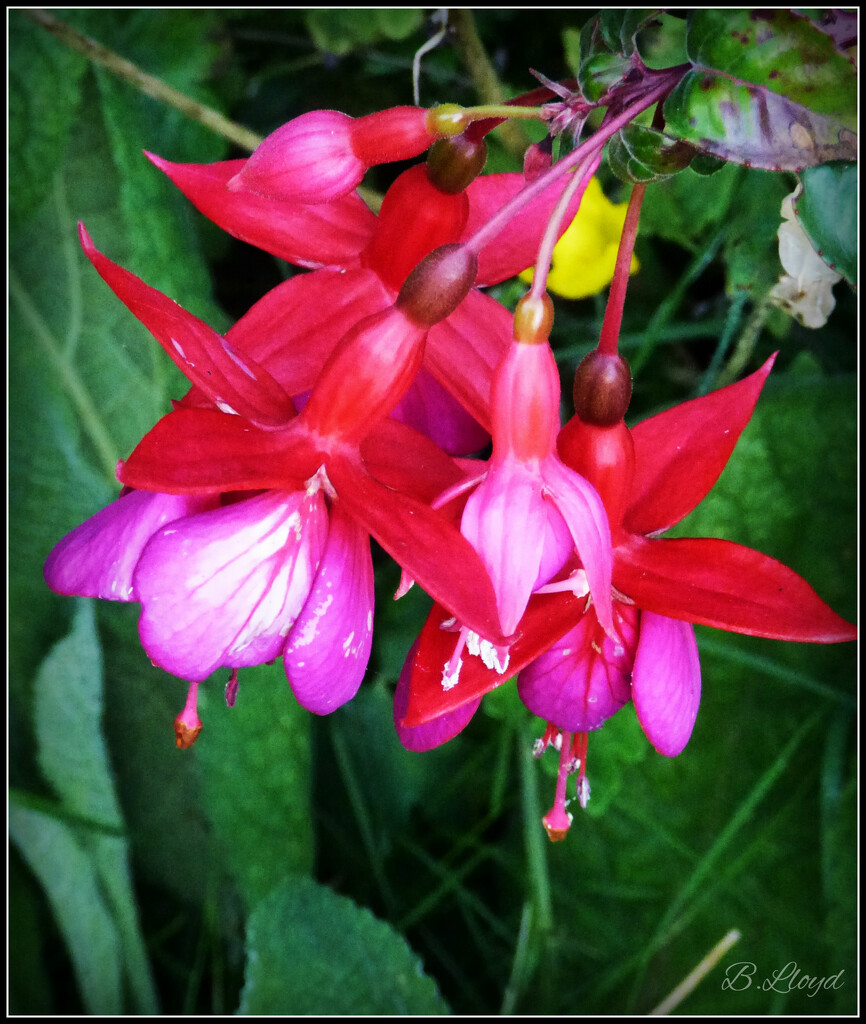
[441,625,470,690]
[225,668,240,708]
[535,568,590,598]
[573,732,591,809]
[174,681,202,749]
[542,729,574,842]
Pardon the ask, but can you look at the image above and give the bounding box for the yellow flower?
[520,177,639,300]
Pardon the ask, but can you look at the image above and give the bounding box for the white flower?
[769,189,842,329]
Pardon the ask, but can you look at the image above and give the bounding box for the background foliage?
[9,9,856,1015]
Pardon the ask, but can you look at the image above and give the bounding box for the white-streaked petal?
[135,489,328,681]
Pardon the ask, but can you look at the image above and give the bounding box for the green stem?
[696,290,749,395]
[716,293,773,387]
[23,9,263,152]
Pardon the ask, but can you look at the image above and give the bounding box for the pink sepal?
[284,504,374,715]
[632,612,701,757]
[135,489,328,681]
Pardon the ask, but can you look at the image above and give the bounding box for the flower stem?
[598,183,647,357]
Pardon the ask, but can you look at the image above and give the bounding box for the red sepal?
[120,409,322,494]
[359,420,466,504]
[145,153,377,267]
[614,534,857,643]
[401,592,585,727]
[79,225,296,430]
[626,355,776,536]
[328,453,507,645]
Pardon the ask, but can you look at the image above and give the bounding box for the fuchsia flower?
[45,116,591,740]
[396,351,856,833]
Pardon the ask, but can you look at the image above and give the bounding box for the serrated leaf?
[687,10,857,127]
[635,11,689,70]
[663,68,856,171]
[10,802,124,1015]
[577,17,632,102]
[796,162,856,284]
[239,877,450,1014]
[194,662,313,910]
[305,9,423,56]
[608,124,696,183]
[689,152,726,176]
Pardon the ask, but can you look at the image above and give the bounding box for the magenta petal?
[284,504,374,714]
[135,489,328,681]
[44,490,216,600]
[460,458,546,636]
[394,641,481,751]
[632,612,701,757]
[541,456,615,639]
[518,604,638,732]
[145,153,377,267]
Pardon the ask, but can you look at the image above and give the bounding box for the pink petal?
[135,489,328,681]
[460,458,547,636]
[44,490,215,600]
[284,503,374,714]
[393,641,481,751]
[626,355,776,536]
[424,288,512,432]
[79,225,296,429]
[615,535,858,643]
[632,612,701,757]
[540,456,615,639]
[518,603,638,732]
[145,153,377,266]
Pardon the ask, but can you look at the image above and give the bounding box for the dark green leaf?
[239,877,450,1014]
[10,802,123,1015]
[634,11,689,70]
[305,9,423,56]
[608,124,697,183]
[577,17,632,102]
[796,162,857,284]
[663,68,856,171]
[194,662,313,910]
[687,10,857,127]
[689,152,726,176]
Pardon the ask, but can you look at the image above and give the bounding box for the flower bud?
[228,106,440,204]
[572,350,632,426]
[513,293,554,345]
[426,135,488,194]
[396,244,478,328]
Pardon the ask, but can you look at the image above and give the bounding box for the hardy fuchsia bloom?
[397,352,856,834]
[228,104,467,204]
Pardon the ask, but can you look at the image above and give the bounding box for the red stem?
[598,183,646,357]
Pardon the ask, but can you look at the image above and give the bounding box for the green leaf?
[663,68,857,171]
[9,11,88,228]
[305,9,423,56]
[795,162,856,284]
[634,11,689,70]
[194,662,313,910]
[687,10,857,127]
[238,877,450,1014]
[577,17,632,103]
[32,600,158,1014]
[10,801,123,1015]
[608,124,697,184]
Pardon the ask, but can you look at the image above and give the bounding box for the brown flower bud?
[426,135,488,194]
[572,350,632,426]
[396,243,478,327]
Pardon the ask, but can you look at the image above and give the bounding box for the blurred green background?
[9,9,856,1015]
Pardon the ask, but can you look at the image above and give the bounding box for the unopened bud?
[572,350,632,426]
[513,292,554,344]
[397,244,478,327]
[426,135,488,194]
